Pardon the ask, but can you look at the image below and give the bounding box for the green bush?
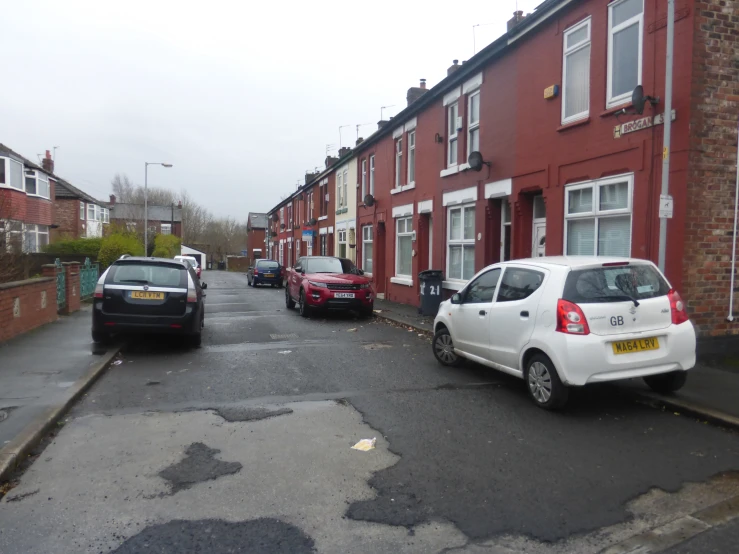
[43,237,103,258]
[98,234,144,268]
[153,234,181,259]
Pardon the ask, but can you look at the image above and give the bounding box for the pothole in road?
[0,407,17,423]
[110,518,315,554]
[212,406,293,422]
[158,442,242,495]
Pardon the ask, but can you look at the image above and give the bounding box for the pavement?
[1,272,739,553]
[0,305,120,481]
[375,296,739,429]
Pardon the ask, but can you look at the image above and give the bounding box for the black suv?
[92,257,206,347]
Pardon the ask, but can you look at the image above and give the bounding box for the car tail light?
[556,299,590,335]
[187,272,198,303]
[668,289,689,325]
[94,268,110,298]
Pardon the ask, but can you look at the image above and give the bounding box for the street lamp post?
[144,162,173,255]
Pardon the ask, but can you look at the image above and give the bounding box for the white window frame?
[24,170,50,199]
[23,223,49,253]
[446,204,476,283]
[501,199,511,262]
[0,158,24,191]
[395,216,414,280]
[564,173,634,256]
[562,17,591,124]
[361,159,367,199]
[104,208,110,223]
[338,229,347,258]
[369,155,375,195]
[362,225,373,274]
[447,102,459,168]
[343,168,348,208]
[408,131,416,186]
[160,223,172,235]
[466,91,480,159]
[395,137,403,188]
[607,0,644,108]
[87,204,97,221]
[80,202,85,220]
[337,172,343,208]
[126,222,137,232]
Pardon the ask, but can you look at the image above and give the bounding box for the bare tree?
[110,173,176,205]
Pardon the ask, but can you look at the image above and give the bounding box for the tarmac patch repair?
[158,442,242,495]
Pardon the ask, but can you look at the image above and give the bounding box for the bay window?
[565,174,633,257]
[467,92,480,156]
[0,158,24,191]
[607,0,643,107]
[396,216,413,278]
[87,204,97,221]
[447,204,475,281]
[447,102,459,167]
[24,170,50,198]
[562,17,591,123]
[395,138,403,188]
[24,224,49,253]
[362,225,373,273]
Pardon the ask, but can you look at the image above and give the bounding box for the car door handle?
[520,311,529,317]
[479,310,487,316]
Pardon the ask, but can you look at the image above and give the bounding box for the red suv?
[285,256,374,318]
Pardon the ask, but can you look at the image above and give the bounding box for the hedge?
[152,234,181,259]
[43,237,103,258]
[98,234,145,268]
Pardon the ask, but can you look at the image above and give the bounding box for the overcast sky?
[2,0,541,219]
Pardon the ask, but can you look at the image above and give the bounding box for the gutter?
[728,119,739,322]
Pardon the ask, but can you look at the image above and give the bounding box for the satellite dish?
[308,218,317,226]
[632,85,647,115]
[280,223,286,229]
[467,151,488,172]
[363,194,375,207]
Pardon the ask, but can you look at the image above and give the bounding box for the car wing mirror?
[451,293,461,304]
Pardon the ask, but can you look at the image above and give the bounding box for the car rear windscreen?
[108,262,186,288]
[256,261,279,270]
[563,264,670,304]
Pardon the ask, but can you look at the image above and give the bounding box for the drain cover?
[270,333,298,340]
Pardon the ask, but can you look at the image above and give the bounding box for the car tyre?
[299,290,310,318]
[360,305,374,318]
[285,287,296,310]
[525,354,569,410]
[190,331,202,348]
[432,328,463,367]
[92,329,110,345]
[643,371,687,394]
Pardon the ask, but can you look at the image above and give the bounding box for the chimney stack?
[178,200,182,208]
[377,120,390,130]
[356,137,364,146]
[338,146,351,158]
[305,171,319,184]
[406,78,429,106]
[507,10,525,32]
[447,60,461,76]
[325,155,339,169]
[41,150,54,174]
[109,194,116,205]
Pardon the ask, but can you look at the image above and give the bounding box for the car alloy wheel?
[285,288,295,309]
[432,329,462,367]
[299,290,309,318]
[528,362,552,404]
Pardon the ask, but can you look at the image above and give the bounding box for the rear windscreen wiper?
[589,295,640,307]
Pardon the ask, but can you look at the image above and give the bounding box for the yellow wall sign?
[544,85,559,99]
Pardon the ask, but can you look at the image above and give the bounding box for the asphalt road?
[1,270,738,553]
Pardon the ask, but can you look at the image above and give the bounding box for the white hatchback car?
[432,257,696,409]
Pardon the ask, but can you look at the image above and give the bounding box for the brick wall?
[0,278,58,343]
[25,196,53,226]
[683,0,739,338]
[53,198,83,240]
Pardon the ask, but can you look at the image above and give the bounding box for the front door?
[452,268,501,359]
[533,221,546,257]
[488,266,547,372]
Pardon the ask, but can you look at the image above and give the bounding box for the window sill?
[557,117,591,132]
[600,102,632,117]
[443,279,468,291]
[0,184,25,192]
[318,215,328,221]
[440,166,459,178]
[25,194,51,200]
[335,208,349,215]
[390,183,416,195]
[459,163,470,171]
[390,276,414,287]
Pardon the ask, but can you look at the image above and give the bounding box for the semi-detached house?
[267,0,738,348]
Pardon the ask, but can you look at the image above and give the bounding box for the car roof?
[501,256,654,270]
[115,257,186,265]
[256,258,279,263]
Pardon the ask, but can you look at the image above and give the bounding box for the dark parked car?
[92,257,207,347]
[247,259,283,287]
[285,256,374,317]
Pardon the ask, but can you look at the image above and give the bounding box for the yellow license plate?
[612,337,660,355]
[131,291,165,300]
[264,274,274,277]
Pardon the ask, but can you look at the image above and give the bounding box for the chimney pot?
[109,194,116,205]
[447,60,462,76]
[41,149,54,174]
[420,78,426,89]
[507,10,526,31]
[356,137,364,146]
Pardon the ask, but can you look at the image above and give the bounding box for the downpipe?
[728,120,739,322]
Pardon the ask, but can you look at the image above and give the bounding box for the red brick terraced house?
[53,175,109,241]
[246,212,268,260]
[0,144,55,252]
[265,0,738,351]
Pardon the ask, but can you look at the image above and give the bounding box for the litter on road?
[112,360,123,366]
[278,350,292,355]
[351,438,377,451]
[347,328,358,332]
